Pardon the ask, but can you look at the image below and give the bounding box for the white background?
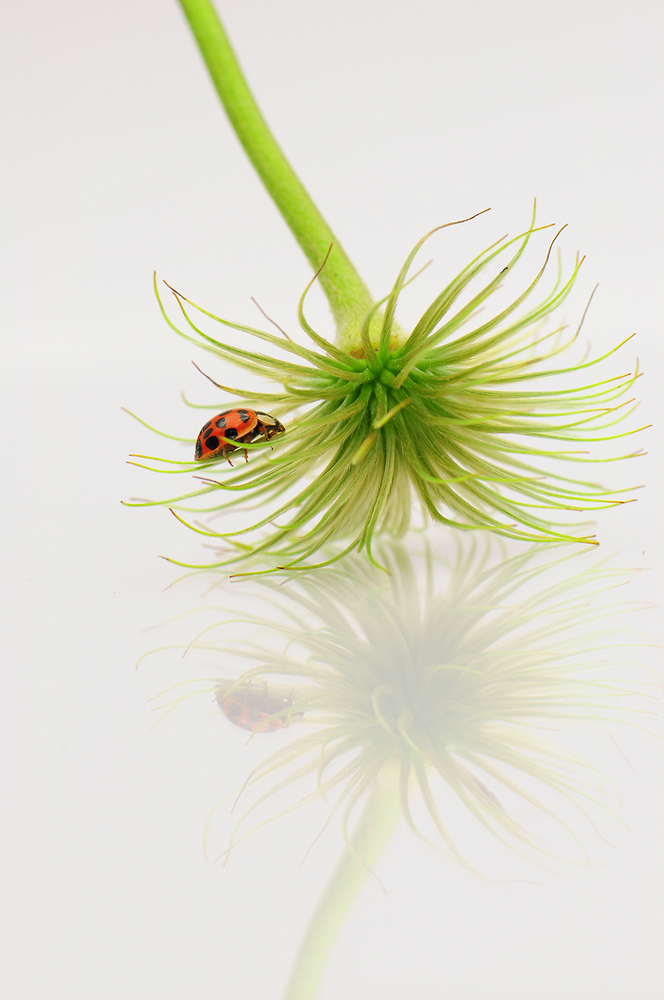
[1,0,663,996]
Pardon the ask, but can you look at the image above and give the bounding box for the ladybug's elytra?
[194,408,285,465]
[215,681,303,733]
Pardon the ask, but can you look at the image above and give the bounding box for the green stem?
[176,0,375,345]
[281,765,401,1000]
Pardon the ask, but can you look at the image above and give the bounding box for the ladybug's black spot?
[249,710,264,722]
[237,409,251,423]
[195,439,202,459]
[227,702,242,717]
[201,420,212,433]
[215,415,227,429]
[224,427,238,440]
[204,435,220,451]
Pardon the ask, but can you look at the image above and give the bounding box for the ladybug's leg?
[225,452,234,468]
[258,430,274,451]
[243,449,249,462]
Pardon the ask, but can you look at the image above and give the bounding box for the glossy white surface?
[1,1,662,996]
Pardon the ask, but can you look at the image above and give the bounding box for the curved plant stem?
[281,764,401,1000]
[176,0,374,345]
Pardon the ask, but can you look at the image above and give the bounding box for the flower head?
[157,538,649,871]
[128,211,643,571]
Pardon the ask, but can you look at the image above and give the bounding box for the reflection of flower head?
[166,538,647,872]
[128,212,642,571]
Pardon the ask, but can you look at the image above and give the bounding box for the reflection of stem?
[176,0,374,341]
[282,764,401,1000]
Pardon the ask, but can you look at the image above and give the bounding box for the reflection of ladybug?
[194,408,285,465]
[215,681,304,733]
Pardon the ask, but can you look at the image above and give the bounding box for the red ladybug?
[195,408,285,465]
[215,681,303,733]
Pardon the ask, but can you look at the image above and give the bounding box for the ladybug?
[195,409,285,465]
[215,681,304,733]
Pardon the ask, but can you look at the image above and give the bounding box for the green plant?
[125,1,643,571]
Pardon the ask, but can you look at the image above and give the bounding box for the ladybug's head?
[255,412,286,440]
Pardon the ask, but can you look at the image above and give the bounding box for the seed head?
[128,211,643,571]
